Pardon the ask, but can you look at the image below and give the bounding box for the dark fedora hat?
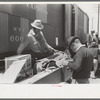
[67,36,80,49]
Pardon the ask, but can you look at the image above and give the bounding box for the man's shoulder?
[81,46,94,55]
[76,47,93,59]
[28,33,32,37]
[28,29,35,36]
[78,46,90,53]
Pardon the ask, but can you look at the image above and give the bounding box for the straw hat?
[31,19,44,29]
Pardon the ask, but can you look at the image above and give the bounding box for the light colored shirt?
[17,29,52,54]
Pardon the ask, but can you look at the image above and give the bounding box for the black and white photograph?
[0,1,100,98]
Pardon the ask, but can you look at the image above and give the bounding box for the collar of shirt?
[31,29,35,35]
[31,29,43,36]
[76,45,85,52]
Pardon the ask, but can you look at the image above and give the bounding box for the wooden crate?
[5,54,33,77]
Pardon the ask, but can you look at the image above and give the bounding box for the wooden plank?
[19,67,72,84]
[19,68,62,84]
[0,59,27,84]
[19,58,73,84]
[62,67,73,82]
[34,68,62,84]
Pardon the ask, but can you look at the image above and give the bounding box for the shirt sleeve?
[40,32,47,42]
[41,32,55,49]
[17,43,26,54]
[17,31,31,54]
[68,50,84,72]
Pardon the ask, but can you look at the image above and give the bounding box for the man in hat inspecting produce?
[62,36,93,84]
[17,19,57,74]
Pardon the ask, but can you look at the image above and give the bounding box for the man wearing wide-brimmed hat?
[62,36,93,84]
[17,19,56,74]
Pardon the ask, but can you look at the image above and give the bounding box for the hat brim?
[68,36,79,49]
[31,23,44,29]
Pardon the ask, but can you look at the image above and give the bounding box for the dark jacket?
[89,48,98,59]
[68,46,93,79]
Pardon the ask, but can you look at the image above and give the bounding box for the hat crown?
[67,36,74,47]
[34,20,42,26]
[67,36,79,48]
[31,19,44,29]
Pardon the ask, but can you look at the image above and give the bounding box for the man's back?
[68,46,93,79]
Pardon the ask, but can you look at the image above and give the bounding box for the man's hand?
[56,60,63,67]
[51,48,59,53]
[62,60,69,66]
[56,59,69,68]
[36,62,43,73]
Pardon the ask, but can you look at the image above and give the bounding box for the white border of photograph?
[0,1,100,98]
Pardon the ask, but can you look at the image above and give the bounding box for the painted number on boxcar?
[10,27,23,42]
[10,35,23,42]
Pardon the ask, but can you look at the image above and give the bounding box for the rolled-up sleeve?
[17,35,30,54]
[17,43,26,54]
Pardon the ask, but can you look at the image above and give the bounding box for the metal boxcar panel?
[0,4,36,20]
[84,14,89,34]
[83,14,89,42]
[36,4,47,23]
[29,19,33,29]
[20,17,29,37]
[74,5,88,44]
[42,24,65,48]
[42,24,57,47]
[65,4,72,43]
[0,4,13,14]
[78,7,84,43]
[44,4,64,48]
[12,4,36,20]
[0,12,8,53]
[8,15,20,52]
[84,14,87,34]
[47,4,64,28]
[74,5,79,36]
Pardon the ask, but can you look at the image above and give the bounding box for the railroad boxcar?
[72,4,89,44]
[0,4,65,55]
[0,4,89,70]
[64,4,89,45]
